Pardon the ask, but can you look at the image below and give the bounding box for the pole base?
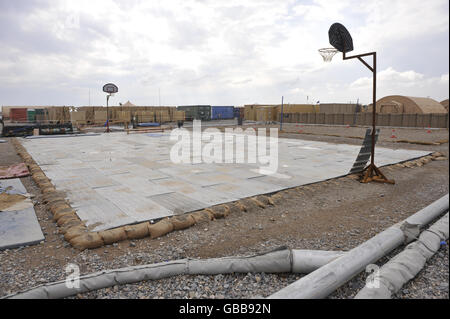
[360,163,395,184]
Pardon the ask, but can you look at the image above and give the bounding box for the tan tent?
[369,96,447,113]
[122,101,136,107]
[440,99,449,112]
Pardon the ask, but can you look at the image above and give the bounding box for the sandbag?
[124,222,150,239]
[270,193,284,205]
[256,195,271,207]
[43,193,64,204]
[56,213,79,227]
[37,182,53,190]
[70,232,104,250]
[99,228,128,245]
[419,157,431,164]
[207,205,230,219]
[170,215,196,230]
[33,173,46,181]
[53,208,77,221]
[59,220,85,234]
[64,226,87,241]
[229,202,246,214]
[148,219,174,239]
[240,198,261,210]
[42,187,56,194]
[30,167,42,174]
[190,210,214,224]
[47,198,67,208]
[50,203,72,215]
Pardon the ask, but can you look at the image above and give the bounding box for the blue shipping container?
[211,106,235,120]
[233,108,241,119]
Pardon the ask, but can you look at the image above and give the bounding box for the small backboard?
[103,83,119,94]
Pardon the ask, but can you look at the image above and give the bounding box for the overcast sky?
[0,0,448,107]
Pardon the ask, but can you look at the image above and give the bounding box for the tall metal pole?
[371,53,376,165]
[280,96,284,131]
[106,94,110,133]
[342,50,393,184]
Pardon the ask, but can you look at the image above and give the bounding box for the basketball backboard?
[103,83,119,94]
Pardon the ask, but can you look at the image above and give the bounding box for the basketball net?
[318,48,338,62]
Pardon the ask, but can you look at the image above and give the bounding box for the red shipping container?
[10,108,28,122]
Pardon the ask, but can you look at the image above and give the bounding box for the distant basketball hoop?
[103,83,118,94]
[318,48,338,62]
[103,83,118,133]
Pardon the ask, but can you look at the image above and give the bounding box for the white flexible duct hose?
[355,213,449,299]
[3,249,343,299]
[268,194,449,299]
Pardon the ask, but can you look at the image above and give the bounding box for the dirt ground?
[0,125,448,298]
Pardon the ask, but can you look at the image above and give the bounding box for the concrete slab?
[19,131,430,232]
[0,208,44,250]
[0,179,44,250]
[0,179,28,195]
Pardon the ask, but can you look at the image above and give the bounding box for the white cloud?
[350,67,448,101]
[0,0,448,106]
[351,67,425,89]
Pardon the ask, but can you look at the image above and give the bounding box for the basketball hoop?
[318,48,338,62]
[103,83,118,94]
[103,83,118,133]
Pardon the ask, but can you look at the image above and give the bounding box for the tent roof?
[122,101,135,107]
[440,99,449,111]
[404,96,446,113]
[378,96,446,113]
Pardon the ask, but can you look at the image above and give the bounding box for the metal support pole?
[343,50,393,184]
[106,94,110,133]
[280,96,284,131]
[371,52,376,165]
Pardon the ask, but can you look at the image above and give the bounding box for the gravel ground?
[70,272,302,299]
[0,125,448,299]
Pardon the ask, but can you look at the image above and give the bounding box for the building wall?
[281,112,449,128]
[318,103,358,114]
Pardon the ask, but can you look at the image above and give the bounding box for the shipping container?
[177,105,211,121]
[233,107,241,119]
[211,106,234,120]
[255,106,277,122]
[10,108,28,122]
[27,109,36,122]
[35,109,48,123]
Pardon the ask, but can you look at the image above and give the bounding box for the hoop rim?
[318,47,339,62]
[318,47,339,53]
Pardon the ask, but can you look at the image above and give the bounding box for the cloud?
[0,0,448,106]
[350,67,425,89]
[350,67,448,101]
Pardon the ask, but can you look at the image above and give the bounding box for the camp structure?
[440,99,449,112]
[369,96,447,114]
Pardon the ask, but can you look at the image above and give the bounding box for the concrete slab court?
[19,132,429,232]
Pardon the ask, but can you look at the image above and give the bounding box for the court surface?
[20,132,429,231]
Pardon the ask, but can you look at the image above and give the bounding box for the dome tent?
[370,96,447,114]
